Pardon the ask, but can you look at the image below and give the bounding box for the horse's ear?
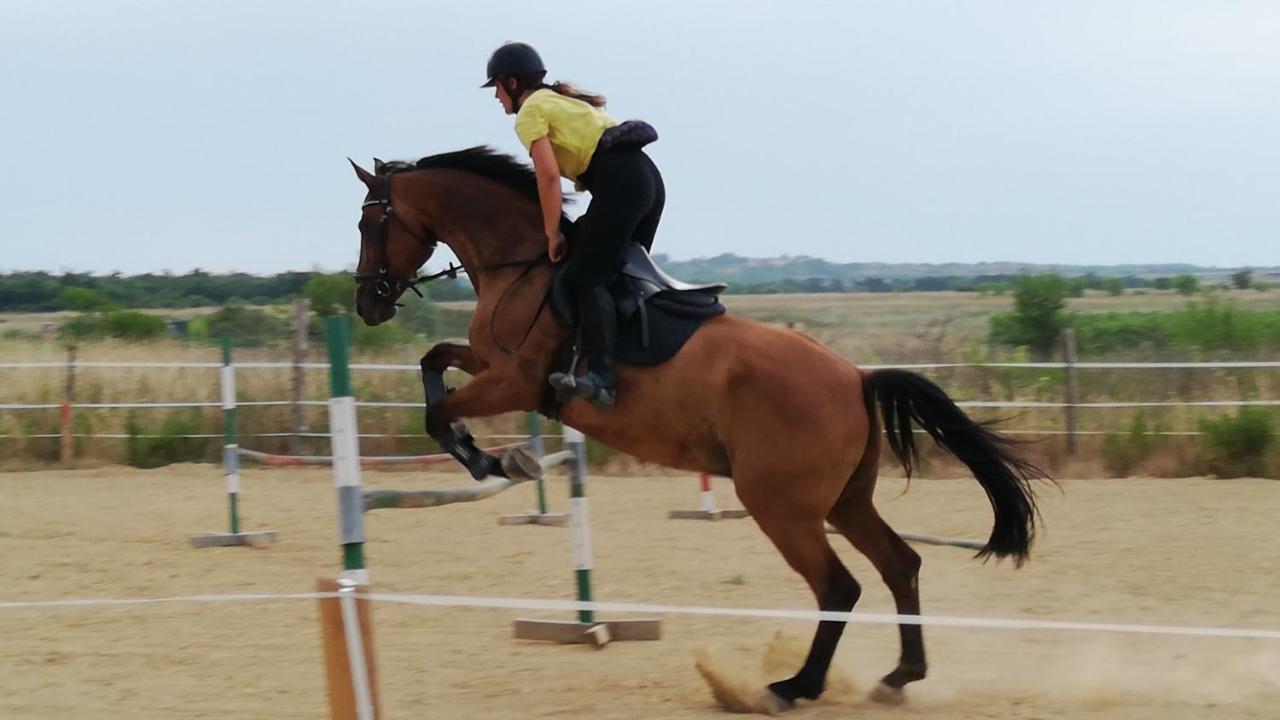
[349,158,376,187]
[373,157,386,174]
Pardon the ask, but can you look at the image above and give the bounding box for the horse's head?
[349,159,437,326]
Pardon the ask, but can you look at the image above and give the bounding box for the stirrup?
[548,371,616,409]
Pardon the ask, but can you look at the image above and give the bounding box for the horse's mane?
[380,146,558,209]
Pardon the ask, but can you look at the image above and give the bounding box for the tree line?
[0,270,475,312]
[1,268,1266,312]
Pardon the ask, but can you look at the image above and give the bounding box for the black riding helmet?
[481,42,546,88]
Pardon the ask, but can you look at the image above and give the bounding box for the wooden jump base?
[512,619,662,646]
[317,578,380,720]
[668,473,750,521]
[497,511,569,527]
[190,530,279,548]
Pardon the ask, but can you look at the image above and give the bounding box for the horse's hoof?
[757,688,794,715]
[501,447,542,481]
[869,681,905,705]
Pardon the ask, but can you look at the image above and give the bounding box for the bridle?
[352,173,463,302]
[351,167,560,353]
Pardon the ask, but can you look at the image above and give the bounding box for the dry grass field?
[2,289,1278,472]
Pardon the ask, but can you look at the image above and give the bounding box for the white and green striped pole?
[327,315,368,585]
[190,334,276,548]
[512,425,660,644]
[221,334,241,535]
[528,413,549,515]
[320,316,380,720]
[563,425,594,624]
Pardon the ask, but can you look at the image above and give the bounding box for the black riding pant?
[566,145,665,288]
[563,145,665,378]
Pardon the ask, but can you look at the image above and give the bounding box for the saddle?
[542,243,727,416]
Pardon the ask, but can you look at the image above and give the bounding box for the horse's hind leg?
[740,484,862,710]
[827,464,927,703]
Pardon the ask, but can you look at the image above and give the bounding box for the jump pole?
[498,413,568,527]
[190,334,278,548]
[668,473,750,520]
[512,425,661,647]
[824,522,985,551]
[317,315,381,720]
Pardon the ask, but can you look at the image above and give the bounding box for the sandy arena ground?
[1,466,1278,719]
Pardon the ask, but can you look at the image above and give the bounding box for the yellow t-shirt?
[514,89,617,180]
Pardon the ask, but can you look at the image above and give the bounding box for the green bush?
[125,409,216,468]
[1102,411,1157,476]
[59,287,116,312]
[201,304,288,346]
[987,274,1069,358]
[350,317,419,349]
[61,311,168,341]
[1065,300,1280,356]
[391,296,444,338]
[58,314,106,340]
[1172,274,1200,295]
[1197,408,1274,478]
[305,274,354,317]
[102,311,168,340]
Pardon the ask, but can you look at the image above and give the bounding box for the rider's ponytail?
[548,81,607,108]
[506,72,608,110]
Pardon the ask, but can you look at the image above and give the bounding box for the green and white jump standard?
[512,425,661,647]
[190,334,278,549]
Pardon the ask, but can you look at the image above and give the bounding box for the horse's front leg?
[419,343,538,481]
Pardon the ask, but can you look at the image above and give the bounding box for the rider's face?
[495,79,515,115]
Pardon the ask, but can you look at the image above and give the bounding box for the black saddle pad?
[549,244,726,367]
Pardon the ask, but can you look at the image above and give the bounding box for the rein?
[354,171,556,353]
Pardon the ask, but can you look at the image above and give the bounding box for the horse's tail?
[862,369,1049,566]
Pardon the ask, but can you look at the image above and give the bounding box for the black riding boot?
[550,286,618,409]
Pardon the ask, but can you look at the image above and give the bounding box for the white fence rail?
[2,357,1277,449]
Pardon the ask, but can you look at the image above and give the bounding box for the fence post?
[290,298,310,455]
[60,344,77,463]
[1062,328,1079,457]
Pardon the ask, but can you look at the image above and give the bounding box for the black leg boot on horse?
[419,344,542,482]
[549,285,618,409]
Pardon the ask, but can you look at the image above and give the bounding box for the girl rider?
[483,41,664,409]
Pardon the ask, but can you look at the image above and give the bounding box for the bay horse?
[348,148,1047,709]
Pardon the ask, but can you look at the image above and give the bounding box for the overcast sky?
[2,1,1278,275]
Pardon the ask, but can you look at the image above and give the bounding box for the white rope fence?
[2,590,1278,641]
[3,360,1274,441]
[4,399,1276,412]
[4,360,1280,370]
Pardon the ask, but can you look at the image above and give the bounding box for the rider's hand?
[547,231,567,263]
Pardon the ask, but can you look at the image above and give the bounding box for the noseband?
[352,173,463,301]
